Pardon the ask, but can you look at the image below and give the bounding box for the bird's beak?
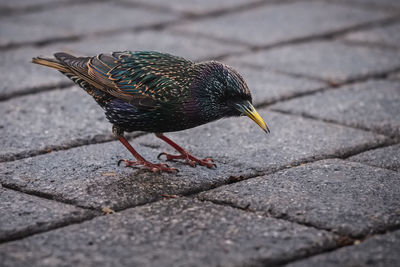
[235,101,270,134]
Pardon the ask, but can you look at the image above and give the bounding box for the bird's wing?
[88,51,195,106]
[54,51,195,110]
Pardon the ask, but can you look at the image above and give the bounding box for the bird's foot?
[118,159,178,173]
[158,152,216,168]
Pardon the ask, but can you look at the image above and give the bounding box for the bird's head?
[194,61,270,134]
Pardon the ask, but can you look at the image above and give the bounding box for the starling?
[32,51,269,173]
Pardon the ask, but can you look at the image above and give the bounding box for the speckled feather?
[33,51,252,133]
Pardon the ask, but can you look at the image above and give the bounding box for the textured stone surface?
[0,87,111,162]
[199,159,400,237]
[227,64,326,106]
[121,0,263,15]
[0,0,51,9]
[0,198,338,267]
[232,41,400,82]
[0,0,72,10]
[272,80,400,137]
[347,0,400,9]
[0,2,175,47]
[172,1,390,46]
[0,31,244,99]
[0,45,68,99]
[40,31,244,61]
[0,110,387,210]
[286,230,400,267]
[348,144,400,171]
[1,0,400,264]
[343,22,400,48]
[389,71,400,80]
[0,186,94,242]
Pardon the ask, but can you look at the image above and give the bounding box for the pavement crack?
[194,196,400,267]
[0,183,97,211]
[0,0,111,17]
[271,108,398,141]
[192,197,359,267]
[210,15,400,61]
[0,132,146,163]
[278,226,400,267]
[0,19,181,51]
[0,82,73,102]
[0,0,278,51]
[0,211,99,244]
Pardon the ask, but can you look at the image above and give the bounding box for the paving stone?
[342,22,400,48]
[0,87,111,162]
[199,159,400,237]
[231,41,400,83]
[0,198,338,267]
[0,2,176,47]
[272,80,400,137]
[0,110,387,210]
[286,230,400,267]
[0,0,55,9]
[389,71,400,80]
[0,0,99,16]
[120,0,263,16]
[347,0,400,9]
[348,144,400,171]
[0,31,244,99]
[0,46,66,100]
[226,64,326,106]
[171,1,390,47]
[0,0,71,10]
[0,185,94,243]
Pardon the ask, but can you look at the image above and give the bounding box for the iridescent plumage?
[32,51,268,173]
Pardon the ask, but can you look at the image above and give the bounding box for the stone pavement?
[0,0,399,266]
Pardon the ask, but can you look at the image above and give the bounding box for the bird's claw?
[117,159,179,173]
[157,152,216,169]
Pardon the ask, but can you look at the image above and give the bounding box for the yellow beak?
[236,101,270,134]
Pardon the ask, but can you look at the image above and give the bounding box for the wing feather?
[57,51,196,109]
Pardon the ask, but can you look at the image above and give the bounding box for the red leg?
[156,133,216,168]
[117,136,178,173]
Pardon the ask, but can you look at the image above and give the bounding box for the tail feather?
[54,52,90,70]
[32,53,102,89]
[32,56,69,72]
[32,53,110,105]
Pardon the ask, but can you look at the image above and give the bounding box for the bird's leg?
[113,126,178,173]
[156,133,216,168]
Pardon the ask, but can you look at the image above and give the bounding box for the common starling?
[32,51,269,173]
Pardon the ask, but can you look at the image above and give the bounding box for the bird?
[32,51,269,173]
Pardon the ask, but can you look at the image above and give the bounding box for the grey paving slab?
[231,41,400,83]
[0,31,244,99]
[389,71,400,80]
[0,0,71,10]
[225,64,326,106]
[0,186,94,243]
[0,198,338,267]
[0,87,111,162]
[342,22,400,48]
[0,110,387,210]
[348,0,400,9]
[199,159,400,237]
[272,80,400,137]
[120,0,263,16]
[0,46,66,99]
[286,230,400,267]
[348,144,400,171]
[0,2,176,47]
[171,1,390,47]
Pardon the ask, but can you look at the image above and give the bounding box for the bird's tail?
[32,56,70,72]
